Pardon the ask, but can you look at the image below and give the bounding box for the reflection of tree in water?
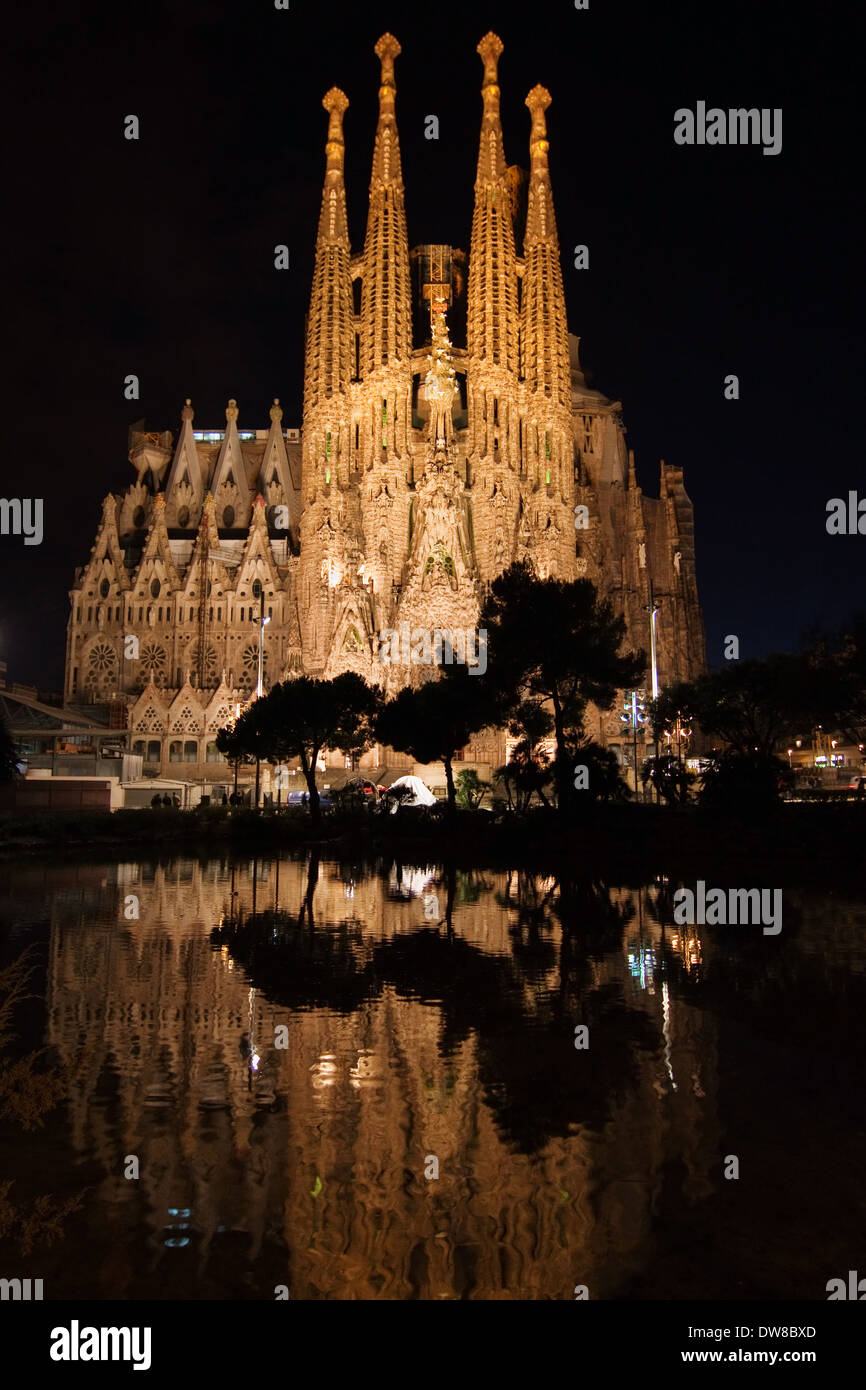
[210,918,374,1017]
[0,949,84,1254]
[454,869,494,905]
[554,876,636,947]
[214,861,662,1156]
[371,926,659,1155]
[496,870,559,981]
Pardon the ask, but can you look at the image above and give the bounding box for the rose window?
[140,642,167,681]
[86,642,117,684]
[189,644,219,687]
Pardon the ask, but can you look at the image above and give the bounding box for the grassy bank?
[0,802,863,882]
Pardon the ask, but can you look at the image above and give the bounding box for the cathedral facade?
[64,32,705,782]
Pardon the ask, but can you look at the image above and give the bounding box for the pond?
[0,853,863,1300]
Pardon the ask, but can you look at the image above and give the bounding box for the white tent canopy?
[387,775,437,810]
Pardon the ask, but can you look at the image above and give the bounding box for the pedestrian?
[151,793,162,808]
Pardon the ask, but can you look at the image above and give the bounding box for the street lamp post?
[254,594,270,810]
[257,610,271,700]
[643,580,662,700]
[642,582,663,799]
[621,690,647,799]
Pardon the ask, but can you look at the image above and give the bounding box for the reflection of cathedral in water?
[36,857,719,1298]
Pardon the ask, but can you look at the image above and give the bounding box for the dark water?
[0,854,863,1300]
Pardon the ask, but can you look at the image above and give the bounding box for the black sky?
[2,0,863,689]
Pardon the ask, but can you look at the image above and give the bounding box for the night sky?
[3,0,862,691]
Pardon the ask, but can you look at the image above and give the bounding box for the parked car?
[284,789,333,809]
[343,777,378,799]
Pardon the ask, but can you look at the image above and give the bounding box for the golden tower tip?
[527,85,552,155]
[375,32,401,61]
[375,32,401,88]
[477,32,504,84]
[526,84,552,115]
[322,86,349,116]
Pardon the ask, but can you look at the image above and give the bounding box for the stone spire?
[522,85,571,412]
[467,34,519,380]
[424,292,458,457]
[302,87,354,420]
[359,34,412,379]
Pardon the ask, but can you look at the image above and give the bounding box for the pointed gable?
[234,495,282,598]
[324,593,374,681]
[182,495,229,598]
[130,676,170,733]
[164,399,206,517]
[210,399,251,525]
[134,495,181,594]
[258,399,301,540]
[204,677,239,734]
[167,680,206,734]
[81,494,131,592]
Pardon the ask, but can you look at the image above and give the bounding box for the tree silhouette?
[376,667,491,815]
[481,563,644,812]
[221,674,382,824]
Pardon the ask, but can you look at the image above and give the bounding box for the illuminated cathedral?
[64,31,705,780]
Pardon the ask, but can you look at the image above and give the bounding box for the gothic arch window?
[133,506,146,528]
[135,703,165,734]
[146,740,161,763]
[222,506,235,528]
[177,507,190,528]
[99,578,110,599]
[208,704,233,733]
[170,704,203,735]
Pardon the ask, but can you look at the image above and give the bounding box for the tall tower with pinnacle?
[519,84,575,581]
[299,86,368,674]
[466,33,522,580]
